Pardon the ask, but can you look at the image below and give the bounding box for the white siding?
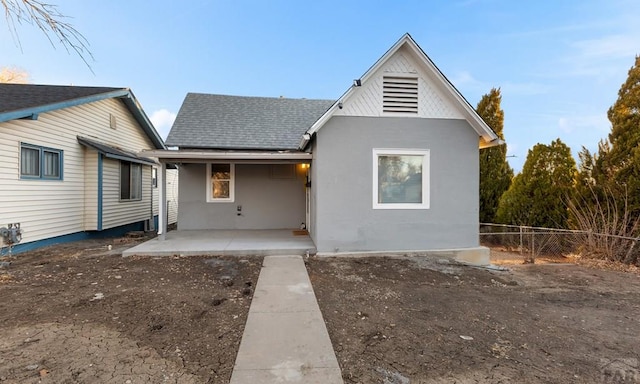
[166,169,179,225]
[0,97,158,246]
[334,46,464,119]
[101,158,153,229]
[83,149,99,230]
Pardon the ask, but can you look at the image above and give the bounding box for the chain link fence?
[480,223,640,264]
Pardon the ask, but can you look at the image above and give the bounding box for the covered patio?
[122,229,316,257]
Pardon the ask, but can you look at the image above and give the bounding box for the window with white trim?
[373,149,429,209]
[20,143,63,180]
[207,163,235,202]
[120,161,142,200]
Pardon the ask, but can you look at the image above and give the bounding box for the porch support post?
[157,162,167,241]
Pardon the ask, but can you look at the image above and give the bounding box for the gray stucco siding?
[177,163,306,230]
[313,116,479,252]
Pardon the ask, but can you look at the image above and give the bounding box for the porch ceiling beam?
[139,149,312,162]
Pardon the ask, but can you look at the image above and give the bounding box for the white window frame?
[373,149,429,210]
[207,163,235,203]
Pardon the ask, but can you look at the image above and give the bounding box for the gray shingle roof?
[0,83,121,113]
[166,93,335,150]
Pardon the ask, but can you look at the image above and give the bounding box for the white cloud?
[571,34,638,60]
[557,114,609,134]
[502,82,550,96]
[450,70,479,87]
[150,109,176,140]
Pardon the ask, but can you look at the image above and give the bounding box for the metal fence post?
[519,226,523,255]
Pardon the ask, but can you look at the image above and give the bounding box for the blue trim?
[19,142,64,181]
[0,88,166,151]
[97,154,103,231]
[0,89,130,123]
[2,217,158,255]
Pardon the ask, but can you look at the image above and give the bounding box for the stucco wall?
[313,116,479,252]
[177,163,306,230]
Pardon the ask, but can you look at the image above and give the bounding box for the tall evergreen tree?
[496,139,577,228]
[597,56,640,213]
[477,88,513,223]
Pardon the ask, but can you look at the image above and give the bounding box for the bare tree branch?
[1,0,93,71]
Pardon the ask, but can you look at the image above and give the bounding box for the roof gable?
[334,45,464,119]
[301,33,500,149]
[166,94,334,150]
[0,84,166,150]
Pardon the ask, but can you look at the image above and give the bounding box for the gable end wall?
[313,115,479,252]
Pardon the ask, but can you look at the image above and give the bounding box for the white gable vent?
[383,76,418,113]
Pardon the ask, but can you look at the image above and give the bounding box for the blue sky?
[2,0,639,172]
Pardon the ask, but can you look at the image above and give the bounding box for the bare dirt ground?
[0,237,262,384]
[307,254,640,384]
[2,238,639,384]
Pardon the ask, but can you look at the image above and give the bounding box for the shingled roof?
[0,83,121,113]
[166,93,335,150]
[0,83,166,150]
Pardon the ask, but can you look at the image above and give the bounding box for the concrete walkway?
[230,255,343,383]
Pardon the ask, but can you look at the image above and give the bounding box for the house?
[0,84,178,254]
[145,34,501,262]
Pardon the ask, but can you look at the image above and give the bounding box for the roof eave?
[0,88,130,123]
[140,149,313,162]
[301,33,500,146]
[0,88,167,151]
[120,90,166,150]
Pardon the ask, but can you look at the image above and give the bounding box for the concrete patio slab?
[122,229,316,257]
[230,255,343,384]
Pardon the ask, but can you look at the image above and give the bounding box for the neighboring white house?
[0,84,177,253]
[145,33,503,263]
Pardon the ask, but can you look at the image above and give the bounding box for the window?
[207,163,234,202]
[20,143,63,180]
[120,161,142,200]
[152,168,158,188]
[373,149,429,209]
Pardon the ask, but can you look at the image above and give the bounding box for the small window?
[152,168,158,188]
[373,149,429,209]
[120,161,142,200]
[20,143,63,180]
[207,163,234,202]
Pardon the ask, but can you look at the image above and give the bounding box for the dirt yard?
[307,256,640,384]
[2,238,639,384]
[0,237,262,384]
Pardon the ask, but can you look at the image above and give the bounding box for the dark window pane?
[121,162,131,200]
[21,147,40,176]
[211,164,231,180]
[43,150,60,178]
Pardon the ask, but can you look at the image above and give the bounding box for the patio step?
[229,255,343,383]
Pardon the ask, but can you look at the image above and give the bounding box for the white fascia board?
[303,35,412,142]
[302,33,498,145]
[139,149,313,162]
[402,39,498,142]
